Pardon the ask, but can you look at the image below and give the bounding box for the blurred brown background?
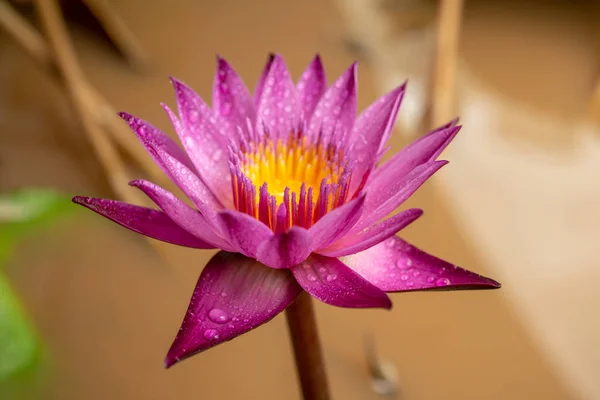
[1,0,599,399]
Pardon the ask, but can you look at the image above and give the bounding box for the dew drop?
[212,150,223,162]
[406,258,413,267]
[412,270,421,277]
[436,278,451,287]
[406,281,414,288]
[427,276,435,283]
[307,274,317,282]
[228,324,235,329]
[220,291,228,297]
[208,308,229,324]
[203,329,219,340]
[400,274,409,281]
[386,239,396,248]
[326,274,337,282]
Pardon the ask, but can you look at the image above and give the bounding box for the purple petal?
[117,112,196,173]
[369,123,460,189]
[296,54,327,121]
[309,195,365,251]
[307,62,357,146]
[346,84,406,195]
[147,145,222,229]
[164,82,233,207]
[354,161,447,232]
[217,210,273,258]
[165,251,302,367]
[292,254,391,309]
[169,77,234,146]
[255,55,300,138]
[320,208,423,257]
[72,196,213,249]
[254,54,276,105]
[129,180,234,251]
[256,227,312,269]
[213,56,255,134]
[341,236,501,292]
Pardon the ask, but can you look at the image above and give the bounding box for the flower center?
[230,132,351,231]
[240,136,341,205]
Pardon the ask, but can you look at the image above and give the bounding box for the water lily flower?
[73,54,500,367]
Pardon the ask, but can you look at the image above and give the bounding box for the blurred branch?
[81,0,149,70]
[429,0,463,128]
[0,0,169,190]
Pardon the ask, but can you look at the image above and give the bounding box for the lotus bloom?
[73,54,499,367]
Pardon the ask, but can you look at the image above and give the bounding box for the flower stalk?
[285,292,331,400]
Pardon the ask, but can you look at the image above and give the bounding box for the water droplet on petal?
[208,308,229,324]
[326,274,337,282]
[406,281,414,288]
[400,274,409,281]
[220,292,228,297]
[203,329,219,340]
[307,274,317,282]
[427,276,435,283]
[436,278,451,287]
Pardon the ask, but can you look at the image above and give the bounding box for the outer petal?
[341,236,501,292]
[307,62,357,146]
[296,54,327,121]
[147,145,222,229]
[320,208,423,257]
[213,56,255,135]
[72,196,213,249]
[292,254,392,309]
[217,210,273,258]
[309,194,365,251]
[118,112,196,173]
[255,55,300,138]
[165,251,302,367]
[369,123,460,188]
[256,227,312,269]
[346,84,406,195]
[129,180,234,251]
[254,54,276,104]
[164,81,233,206]
[354,161,447,232]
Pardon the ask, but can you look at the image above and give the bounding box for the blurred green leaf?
[0,188,74,263]
[0,188,74,396]
[0,273,40,381]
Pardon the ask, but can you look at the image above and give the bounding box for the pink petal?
[217,210,273,258]
[256,227,312,269]
[117,112,196,173]
[292,255,391,309]
[255,55,300,138]
[129,180,234,251]
[147,145,222,229]
[72,196,213,249]
[341,236,501,292]
[346,84,406,195]
[309,194,365,251]
[354,161,447,232]
[307,62,357,146]
[296,54,327,121]
[164,82,233,207]
[213,56,255,135]
[369,123,460,189]
[320,208,423,257]
[254,54,276,105]
[165,251,302,367]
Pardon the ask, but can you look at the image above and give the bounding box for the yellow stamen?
[241,136,342,206]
